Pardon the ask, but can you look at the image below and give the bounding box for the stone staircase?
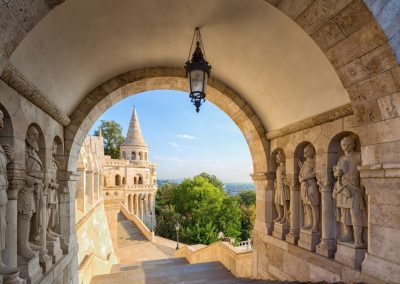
[91,257,283,283]
[117,213,148,248]
[92,213,296,283]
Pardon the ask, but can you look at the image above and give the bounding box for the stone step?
[111,257,188,272]
[91,261,234,284]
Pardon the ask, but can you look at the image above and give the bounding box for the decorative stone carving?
[298,145,319,233]
[0,109,18,275]
[273,150,290,224]
[332,135,367,248]
[47,140,61,241]
[17,125,43,259]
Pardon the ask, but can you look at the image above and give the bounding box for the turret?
[120,106,149,161]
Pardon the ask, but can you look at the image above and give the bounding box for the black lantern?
[185,28,212,113]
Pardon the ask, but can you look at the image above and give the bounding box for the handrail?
[176,241,253,278]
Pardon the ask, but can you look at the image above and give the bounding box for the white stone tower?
[120,106,149,162]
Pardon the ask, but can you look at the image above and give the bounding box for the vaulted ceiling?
[10,0,350,131]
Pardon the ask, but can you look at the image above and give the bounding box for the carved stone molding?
[266,104,353,140]
[0,63,71,126]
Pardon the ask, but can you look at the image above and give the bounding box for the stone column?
[134,195,139,216]
[86,170,93,207]
[316,175,336,258]
[251,172,274,236]
[286,183,300,245]
[93,172,99,204]
[359,165,400,283]
[76,169,86,213]
[4,169,24,283]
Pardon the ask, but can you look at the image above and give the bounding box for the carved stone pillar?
[76,169,86,213]
[251,172,274,235]
[316,175,336,258]
[4,169,24,284]
[134,195,139,216]
[86,170,93,207]
[359,165,400,283]
[286,183,300,245]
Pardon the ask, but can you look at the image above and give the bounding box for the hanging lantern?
[184,28,212,113]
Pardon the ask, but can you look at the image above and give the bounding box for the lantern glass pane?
[190,69,205,93]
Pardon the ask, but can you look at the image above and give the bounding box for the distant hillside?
[157,179,254,195]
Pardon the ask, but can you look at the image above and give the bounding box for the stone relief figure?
[332,135,367,248]
[298,144,320,233]
[47,141,61,241]
[0,110,18,274]
[273,150,290,224]
[17,125,44,259]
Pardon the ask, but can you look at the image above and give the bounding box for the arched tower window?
[115,174,121,186]
[139,152,143,160]
[131,151,136,160]
[138,175,143,184]
[122,177,126,185]
[134,177,137,185]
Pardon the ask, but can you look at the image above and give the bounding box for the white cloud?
[169,142,181,148]
[177,134,197,140]
[154,155,183,162]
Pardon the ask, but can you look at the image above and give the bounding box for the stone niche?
[0,80,74,284]
[326,132,367,270]
[294,142,321,252]
[271,148,290,240]
[255,116,378,283]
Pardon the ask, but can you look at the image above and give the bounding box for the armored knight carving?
[0,110,18,274]
[17,125,44,259]
[298,144,320,233]
[333,135,367,248]
[47,141,61,241]
[273,150,290,224]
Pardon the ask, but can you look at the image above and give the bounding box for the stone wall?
[253,113,399,283]
[0,79,77,283]
[76,201,117,284]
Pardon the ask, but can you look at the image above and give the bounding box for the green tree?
[236,190,256,240]
[238,190,256,206]
[155,183,177,215]
[169,176,241,244]
[94,120,124,159]
[195,172,224,190]
[240,204,255,240]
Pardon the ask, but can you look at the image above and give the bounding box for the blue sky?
[89,90,253,182]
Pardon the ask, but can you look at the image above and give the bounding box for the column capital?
[316,174,334,193]
[7,168,25,200]
[250,171,275,181]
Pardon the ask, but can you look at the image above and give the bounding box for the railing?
[238,239,252,251]
[176,241,253,278]
[124,184,157,190]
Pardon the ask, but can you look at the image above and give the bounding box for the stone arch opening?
[65,68,269,178]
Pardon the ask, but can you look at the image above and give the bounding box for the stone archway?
[64,67,269,175]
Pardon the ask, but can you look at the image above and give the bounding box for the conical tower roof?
[121,107,147,147]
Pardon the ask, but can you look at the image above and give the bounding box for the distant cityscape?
[157,179,255,195]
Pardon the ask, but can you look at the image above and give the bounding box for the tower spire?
[121,106,147,147]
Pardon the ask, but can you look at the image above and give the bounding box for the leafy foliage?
[155,174,256,246]
[94,120,124,159]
